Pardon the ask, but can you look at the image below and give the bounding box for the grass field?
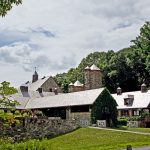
[116,126,150,133]
[0,128,150,150]
[127,128,150,133]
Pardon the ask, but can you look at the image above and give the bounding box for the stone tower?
[32,70,38,83]
[84,64,102,90]
[84,66,91,90]
[69,80,84,93]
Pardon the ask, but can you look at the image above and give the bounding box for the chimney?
[117,87,122,95]
[54,88,58,95]
[141,83,147,93]
[37,87,43,93]
[20,86,28,92]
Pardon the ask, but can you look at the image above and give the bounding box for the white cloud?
[0,0,150,86]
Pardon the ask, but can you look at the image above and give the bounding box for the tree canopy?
[0,0,22,16]
[0,81,18,108]
[55,21,150,93]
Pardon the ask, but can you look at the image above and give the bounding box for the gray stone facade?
[69,64,102,93]
[84,65,102,90]
[0,118,78,141]
[41,76,61,93]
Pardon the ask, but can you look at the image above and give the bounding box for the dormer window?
[124,95,134,106]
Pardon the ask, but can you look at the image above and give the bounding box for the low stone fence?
[0,117,79,141]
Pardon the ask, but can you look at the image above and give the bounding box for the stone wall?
[84,69,102,90]
[69,86,85,93]
[41,76,61,93]
[90,71,102,89]
[0,118,78,141]
[69,112,91,121]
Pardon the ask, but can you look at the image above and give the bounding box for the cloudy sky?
[0,0,150,87]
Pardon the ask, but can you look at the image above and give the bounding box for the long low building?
[8,85,150,125]
[3,65,150,127]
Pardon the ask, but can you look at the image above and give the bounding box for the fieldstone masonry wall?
[0,118,79,141]
[41,77,61,93]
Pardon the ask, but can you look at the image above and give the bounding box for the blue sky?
[0,0,150,87]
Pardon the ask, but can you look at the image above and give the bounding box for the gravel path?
[89,126,150,135]
[122,146,150,150]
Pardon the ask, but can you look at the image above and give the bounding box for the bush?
[117,118,127,126]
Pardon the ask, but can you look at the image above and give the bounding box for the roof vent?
[141,83,147,93]
[25,81,29,84]
[42,76,46,79]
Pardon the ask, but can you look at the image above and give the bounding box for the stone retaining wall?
[0,117,79,141]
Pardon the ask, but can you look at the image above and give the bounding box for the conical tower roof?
[69,82,74,86]
[85,66,90,70]
[74,80,83,86]
[90,64,100,71]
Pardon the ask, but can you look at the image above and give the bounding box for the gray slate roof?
[112,90,150,109]
[9,90,57,109]
[21,76,50,91]
[25,88,104,109]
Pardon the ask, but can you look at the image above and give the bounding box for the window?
[121,110,129,116]
[49,88,52,92]
[124,98,133,106]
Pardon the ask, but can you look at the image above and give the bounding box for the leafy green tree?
[0,81,18,108]
[0,0,22,17]
[130,21,150,87]
[54,22,150,93]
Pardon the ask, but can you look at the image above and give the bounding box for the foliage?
[0,128,150,150]
[91,88,118,126]
[0,0,22,17]
[0,81,18,108]
[140,109,150,121]
[0,110,22,127]
[55,22,150,93]
[117,118,127,126]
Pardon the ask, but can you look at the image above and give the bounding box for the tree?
[0,0,22,17]
[0,81,18,108]
[130,21,150,87]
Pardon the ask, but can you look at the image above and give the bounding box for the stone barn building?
[20,70,61,93]
[7,64,150,127]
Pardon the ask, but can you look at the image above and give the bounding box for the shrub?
[117,118,127,126]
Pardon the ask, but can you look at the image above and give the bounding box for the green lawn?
[127,127,150,133]
[0,128,150,150]
[116,126,150,133]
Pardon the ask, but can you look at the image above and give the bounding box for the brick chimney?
[141,83,147,93]
[117,87,122,95]
[54,88,58,95]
